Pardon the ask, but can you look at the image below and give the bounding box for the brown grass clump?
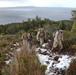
[3,45,46,75]
[67,59,76,75]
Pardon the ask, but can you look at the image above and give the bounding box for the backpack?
[53,31,56,38]
[28,33,33,41]
[23,34,28,40]
[39,31,45,38]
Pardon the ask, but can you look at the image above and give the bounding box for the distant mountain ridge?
[0,6,36,9]
[0,6,76,9]
[12,6,36,8]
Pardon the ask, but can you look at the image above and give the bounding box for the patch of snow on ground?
[42,43,48,47]
[17,48,21,51]
[5,59,12,65]
[13,42,19,47]
[55,55,71,69]
[37,54,49,65]
[36,47,76,75]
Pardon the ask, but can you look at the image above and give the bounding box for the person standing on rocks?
[21,32,28,46]
[51,28,64,52]
[21,32,33,50]
[37,28,46,46]
[27,32,33,50]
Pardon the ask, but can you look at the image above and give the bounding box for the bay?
[0,7,75,25]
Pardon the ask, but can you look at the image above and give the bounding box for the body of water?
[0,7,75,25]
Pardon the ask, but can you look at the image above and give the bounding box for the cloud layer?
[0,0,76,8]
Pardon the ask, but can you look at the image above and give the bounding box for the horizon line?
[0,6,76,8]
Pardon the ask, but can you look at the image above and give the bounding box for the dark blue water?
[0,7,75,25]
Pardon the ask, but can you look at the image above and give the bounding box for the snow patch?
[5,59,12,65]
[17,48,21,51]
[42,43,48,47]
[36,47,76,75]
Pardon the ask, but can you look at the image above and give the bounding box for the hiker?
[21,32,28,46]
[21,32,33,50]
[51,28,64,52]
[27,32,33,50]
[37,28,46,46]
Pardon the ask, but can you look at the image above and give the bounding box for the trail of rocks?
[36,43,76,75]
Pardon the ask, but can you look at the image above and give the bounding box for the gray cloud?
[0,0,19,1]
[0,0,76,8]
[0,0,28,1]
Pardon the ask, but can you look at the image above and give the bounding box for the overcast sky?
[0,0,76,8]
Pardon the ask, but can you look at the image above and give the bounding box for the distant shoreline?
[0,6,76,9]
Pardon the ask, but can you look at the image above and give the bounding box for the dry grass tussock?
[67,59,76,75]
[3,45,46,75]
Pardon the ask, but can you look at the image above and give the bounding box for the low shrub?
[3,46,46,75]
[67,59,76,75]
